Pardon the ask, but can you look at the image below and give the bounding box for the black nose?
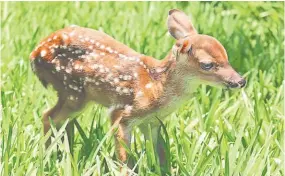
[228,81,239,88]
[238,79,246,88]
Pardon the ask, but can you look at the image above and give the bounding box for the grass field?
[1,1,284,175]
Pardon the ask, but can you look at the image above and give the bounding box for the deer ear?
[172,39,192,59]
[167,9,197,40]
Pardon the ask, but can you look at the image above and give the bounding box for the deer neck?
[158,52,200,97]
[141,51,199,97]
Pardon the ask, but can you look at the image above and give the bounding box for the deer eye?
[200,62,214,70]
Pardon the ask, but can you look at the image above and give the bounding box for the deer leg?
[43,97,65,148]
[110,108,132,166]
[139,123,158,146]
[42,94,84,149]
[66,119,75,153]
[157,137,166,168]
[139,123,167,167]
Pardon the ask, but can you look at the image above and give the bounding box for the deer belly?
[128,94,192,128]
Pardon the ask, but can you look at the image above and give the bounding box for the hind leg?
[110,109,131,163]
[66,119,75,153]
[109,106,136,172]
[43,94,85,149]
[43,97,64,148]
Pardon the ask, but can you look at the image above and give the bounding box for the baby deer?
[30,9,246,167]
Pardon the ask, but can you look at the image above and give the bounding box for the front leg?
[139,123,168,171]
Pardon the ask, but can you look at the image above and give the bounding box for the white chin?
[201,81,224,88]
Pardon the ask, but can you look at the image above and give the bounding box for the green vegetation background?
[1,1,284,175]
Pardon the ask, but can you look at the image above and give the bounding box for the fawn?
[30,9,246,167]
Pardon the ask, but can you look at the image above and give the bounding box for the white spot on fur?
[106,73,113,80]
[114,65,121,69]
[69,31,75,37]
[40,50,47,57]
[122,88,129,94]
[68,95,75,100]
[123,75,129,81]
[134,72,138,78]
[100,45,105,49]
[62,33,69,40]
[116,87,121,92]
[92,64,99,69]
[75,50,82,54]
[145,82,152,89]
[100,78,105,82]
[99,68,105,73]
[124,105,133,112]
[119,54,125,59]
[114,78,119,83]
[61,45,67,49]
[136,91,143,97]
[74,64,80,70]
[66,67,72,74]
[90,52,98,58]
[106,47,113,53]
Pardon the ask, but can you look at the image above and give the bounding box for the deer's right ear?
[167,9,197,40]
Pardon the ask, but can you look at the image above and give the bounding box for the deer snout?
[238,78,246,88]
[217,66,246,89]
[226,77,246,88]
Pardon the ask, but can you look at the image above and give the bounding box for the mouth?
[224,84,236,90]
[224,81,245,89]
[198,79,246,89]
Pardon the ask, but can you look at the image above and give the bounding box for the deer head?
[168,9,246,89]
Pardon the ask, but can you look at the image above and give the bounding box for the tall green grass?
[1,2,284,175]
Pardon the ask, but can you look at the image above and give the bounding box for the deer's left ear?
[172,39,192,59]
[167,9,197,40]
